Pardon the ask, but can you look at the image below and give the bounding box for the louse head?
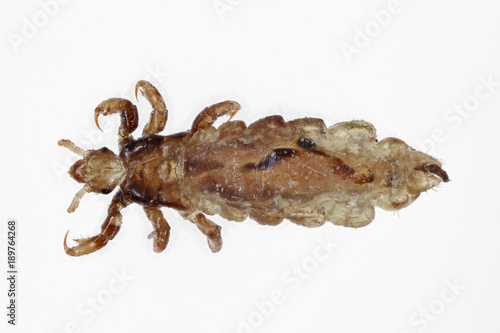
[58,139,126,212]
[376,137,449,210]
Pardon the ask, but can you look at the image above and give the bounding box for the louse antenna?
[58,139,87,156]
[58,139,91,212]
[67,184,91,213]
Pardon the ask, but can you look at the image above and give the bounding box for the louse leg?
[64,191,130,256]
[183,212,223,252]
[94,98,139,147]
[144,206,171,253]
[191,100,241,133]
[135,80,168,136]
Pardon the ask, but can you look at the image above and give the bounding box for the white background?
[1,0,500,332]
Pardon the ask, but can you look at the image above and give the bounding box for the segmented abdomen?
[181,116,380,227]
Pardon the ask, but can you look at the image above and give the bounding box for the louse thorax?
[69,147,126,194]
[374,137,449,210]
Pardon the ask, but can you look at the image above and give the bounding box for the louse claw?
[134,83,143,101]
[94,113,103,132]
[93,98,139,142]
[63,230,110,257]
[228,107,239,121]
[94,103,111,132]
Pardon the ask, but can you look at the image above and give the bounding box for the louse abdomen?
[182,140,377,206]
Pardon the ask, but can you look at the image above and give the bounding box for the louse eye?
[100,189,112,194]
[298,137,314,148]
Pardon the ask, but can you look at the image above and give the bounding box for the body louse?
[59,80,449,256]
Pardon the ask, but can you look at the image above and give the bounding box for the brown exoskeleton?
[59,80,449,256]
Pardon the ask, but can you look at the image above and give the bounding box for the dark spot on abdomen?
[298,137,314,148]
[353,169,374,184]
[331,158,374,184]
[245,148,297,170]
[384,170,395,187]
[331,157,355,176]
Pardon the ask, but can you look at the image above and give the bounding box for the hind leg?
[182,211,222,252]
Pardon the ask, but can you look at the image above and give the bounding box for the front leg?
[191,100,240,133]
[144,206,171,253]
[64,191,130,256]
[135,80,168,136]
[182,211,223,253]
[94,98,139,148]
